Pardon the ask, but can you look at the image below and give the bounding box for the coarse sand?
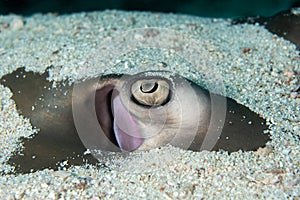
[0,10,299,199]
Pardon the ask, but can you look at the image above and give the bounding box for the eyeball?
[131,79,170,106]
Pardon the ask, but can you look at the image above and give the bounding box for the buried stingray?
[0,67,269,173]
[232,8,300,50]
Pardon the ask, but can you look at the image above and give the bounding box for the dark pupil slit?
[140,82,158,93]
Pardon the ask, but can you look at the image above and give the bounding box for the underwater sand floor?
[0,10,299,199]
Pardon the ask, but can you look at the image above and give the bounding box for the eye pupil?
[140,81,158,93]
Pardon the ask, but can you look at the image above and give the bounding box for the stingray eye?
[131,79,170,106]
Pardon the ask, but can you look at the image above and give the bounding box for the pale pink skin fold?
[112,95,144,151]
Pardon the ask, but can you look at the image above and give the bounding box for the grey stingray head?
[0,67,270,173]
[73,71,212,153]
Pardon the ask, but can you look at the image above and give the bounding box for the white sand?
[0,10,299,199]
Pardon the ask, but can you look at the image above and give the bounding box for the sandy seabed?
[0,10,299,199]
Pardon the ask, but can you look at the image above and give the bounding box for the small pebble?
[53,170,71,179]
[10,18,24,31]
[290,92,298,99]
[282,148,291,155]
[254,147,272,157]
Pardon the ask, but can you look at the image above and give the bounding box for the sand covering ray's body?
[0,67,269,173]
